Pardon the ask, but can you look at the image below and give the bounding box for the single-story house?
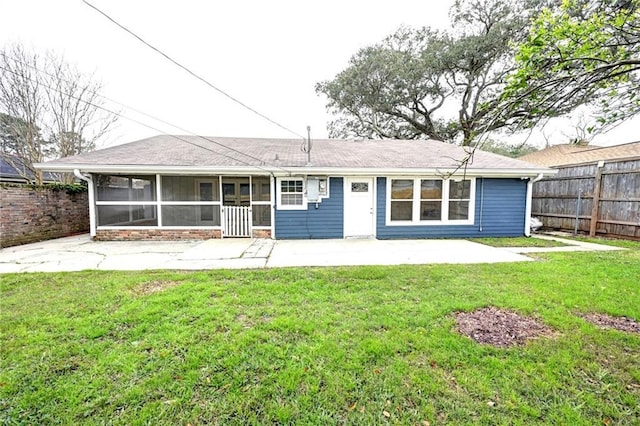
[35,135,554,240]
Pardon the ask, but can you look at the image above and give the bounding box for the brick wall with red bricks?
[0,185,89,248]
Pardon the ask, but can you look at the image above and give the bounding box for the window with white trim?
[448,180,471,220]
[387,177,474,225]
[390,179,413,221]
[277,178,306,210]
[420,179,442,221]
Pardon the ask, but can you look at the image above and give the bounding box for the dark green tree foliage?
[478,139,540,158]
[0,112,22,154]
[501,0,640,132]
[317,0,545,146]
[317,29,450,141]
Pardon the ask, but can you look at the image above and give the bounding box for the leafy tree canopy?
[478,139,540,158]
[501,0,640,133]
[317,0,548,146]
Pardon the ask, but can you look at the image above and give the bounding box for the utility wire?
[0,64,286,174]
[82,0,306,140]
[5,55,292,172]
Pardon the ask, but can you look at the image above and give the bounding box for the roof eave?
[34,163,557,177]
[279,166,556,177]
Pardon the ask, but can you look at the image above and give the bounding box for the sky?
[1,0,636,149]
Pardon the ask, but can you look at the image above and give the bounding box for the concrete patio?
[0,233,621,273]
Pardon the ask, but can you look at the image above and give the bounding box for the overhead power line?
[0,64,289,174]
[82,0,306,140]
[4,55,291,172]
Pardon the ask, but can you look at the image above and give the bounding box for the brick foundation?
[252,229,272,238]
[94,228,272,241]
[95,229,223,241]
[0,184,89,248]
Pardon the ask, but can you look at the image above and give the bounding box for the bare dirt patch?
[131,280,180,296]
[455,306,557,347]
[579,312,640,333]
[235,313,272,329]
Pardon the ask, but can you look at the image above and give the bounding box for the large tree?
[0,45,50,183]
[0,43,117,184]
[317,0,546,146]
[500,0,640,132]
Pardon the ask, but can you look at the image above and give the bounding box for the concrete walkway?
[0,233,621,273]
[500,234,623,254]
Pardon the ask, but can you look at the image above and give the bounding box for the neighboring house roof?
[519,141,640,167]
[1,156,58,183]
[36,135,552,177]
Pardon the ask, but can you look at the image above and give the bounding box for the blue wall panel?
[275,177,344,239]
[376,177,527,239]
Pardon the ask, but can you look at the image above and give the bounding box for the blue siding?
[376,177,527,239]
[275,177,344,239]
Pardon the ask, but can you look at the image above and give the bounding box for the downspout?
[270,173,276,240]
[478,178,484,232]
[74,169,96,238]
[524,173,544,237]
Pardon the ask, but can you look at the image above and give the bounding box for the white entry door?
[344,177,375,238]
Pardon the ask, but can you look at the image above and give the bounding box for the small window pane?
[448,201,470,220]
[420,201,442,220]
[252,205,271,226]
[162,205,220,226]
[351,182,369,192]
[391,180,413,199]
[421,180,442,199]
[282,194,303,205]
[449,180,471,200]
[390,201,413,221]
[281,180,303,194]
[223,183,235,196]
[97,205,157,226]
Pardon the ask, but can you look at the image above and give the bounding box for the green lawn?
[1,244,639,425]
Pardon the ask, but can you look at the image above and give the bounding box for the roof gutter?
[36,163,557,178]
[524,173,545,237]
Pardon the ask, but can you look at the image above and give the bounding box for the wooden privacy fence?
[532,157,640,240]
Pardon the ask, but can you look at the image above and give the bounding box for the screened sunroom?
[94,174,273,237]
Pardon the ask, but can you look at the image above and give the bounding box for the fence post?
[589,161,605,237]
[574,190,581,235]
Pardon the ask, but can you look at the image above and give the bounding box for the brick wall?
[0,185,89,248]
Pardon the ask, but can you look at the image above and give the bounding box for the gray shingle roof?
[519,142,640,167]
[39,135,547,172]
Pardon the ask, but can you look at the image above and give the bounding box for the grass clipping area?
[1,244,639,425]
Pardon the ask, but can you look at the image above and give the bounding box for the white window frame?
[385,177,475,226]
[276,177,307,210]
